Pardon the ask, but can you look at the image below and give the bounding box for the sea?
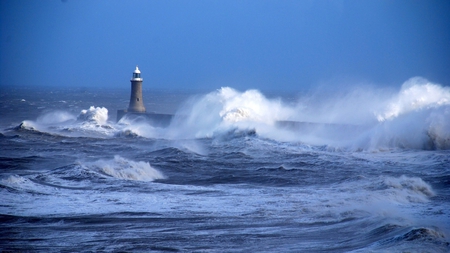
[1,77,449,252]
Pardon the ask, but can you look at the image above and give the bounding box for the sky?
[1,0,449,92]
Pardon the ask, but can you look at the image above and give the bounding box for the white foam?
[217,87,293,124]
[11,78,449,150]
[117,116,159,138]
[0,174,57,195]
[427,107,450,149]
[85,155,165,181]
[382,175,435,202]
[77,106,109,125]
[1,174,28,185]
[376,77,450,122]
[167,87,293,139]
[163,81,450,150]
[17,120,40,131]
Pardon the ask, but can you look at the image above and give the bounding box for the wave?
[355,223,449,253]
[5,77,450,150]
[0,174,57,195]
[77,106,108,125]
[370,226,450,253]
[0,156,164,195]
[10,106,116,138]
[116,115,161,139]
[356,106,450,150]
[80,155,165,181]
[334,175,435,210]
[398,227,446,242]
[166,87,293,139]
[14,120,41,132]
[376,77,450,121]
[166,78,450,150]
[12,120,65,139]
[10,106,157,139]
[379,175,435,203]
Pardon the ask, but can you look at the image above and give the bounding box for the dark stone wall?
[128,80,146,112]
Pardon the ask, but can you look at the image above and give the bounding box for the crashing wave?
[376,77,450,122]
[14,120,38,131]
[217,87,293,124]
[168,87,292,139]
[221,108,254,123]
[77,106,109,125]
[80,155,165,181]
[115,129,140,138]
[426,107,450,149]
[379,175,435,203]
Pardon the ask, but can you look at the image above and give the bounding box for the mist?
[160,77,450,150]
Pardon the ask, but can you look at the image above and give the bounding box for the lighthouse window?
[137,98,140,101]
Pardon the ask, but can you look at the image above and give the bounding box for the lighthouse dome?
[131,66,143,81]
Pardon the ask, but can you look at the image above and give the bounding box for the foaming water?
[1,83,449,252]
[80,155,165,181]
[163,87,293,138]
[14,106,115,137]
[10,77,450,151]
[77,106,109,125]
[163,78,450,150]
[376,77,450,121]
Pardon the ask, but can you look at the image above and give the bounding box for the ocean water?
[1,78,449,252]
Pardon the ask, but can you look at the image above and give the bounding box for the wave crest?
[377,77,450,122]
[77,106,109,125]
[84,155,165,181]
[381,175,435,203]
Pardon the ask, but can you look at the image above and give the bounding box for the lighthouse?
[128,66,146,112]
[117,66,173,126]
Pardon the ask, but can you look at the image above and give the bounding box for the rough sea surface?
[1,78,449,252]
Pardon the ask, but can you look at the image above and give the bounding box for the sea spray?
[364,77,450,150]
[36,111,76,125]
[159,80,450,150]
[2,84,449,252]
[376,77,450,122]
[167,87,294,139]
[77,106,109,125]
[9,79,450,150]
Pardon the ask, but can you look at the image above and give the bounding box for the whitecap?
[83,155,165,181]
[77,106,109,125]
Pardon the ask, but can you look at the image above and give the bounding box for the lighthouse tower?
[128,66,146,112]
[118,66,172,125]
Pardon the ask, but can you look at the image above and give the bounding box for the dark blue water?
[1,82,449,252]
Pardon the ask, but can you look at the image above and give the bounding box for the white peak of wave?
[77,106,109,125]
[221,108,254,123]
[377,77,450,121]
[168,87,293,139]
[90,155,165,181]
[382,175,435,202]
[16,120,37,131]
[217,87,293,124]
[1,175,27,185]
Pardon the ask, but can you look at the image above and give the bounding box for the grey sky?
[1,0,449,92]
